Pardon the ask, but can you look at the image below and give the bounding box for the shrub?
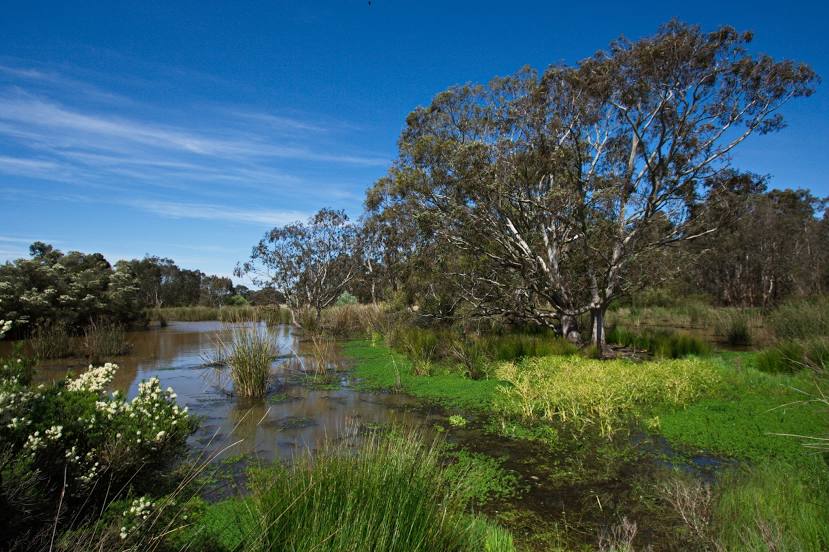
[0,361,194,547]
[495,355,720,436]
[244,430,515,552]
[767,297,829,340]
[335,291,358,306]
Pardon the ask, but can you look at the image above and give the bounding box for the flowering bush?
[0,357,196,546]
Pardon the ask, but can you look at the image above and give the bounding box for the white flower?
[66,364,118,393]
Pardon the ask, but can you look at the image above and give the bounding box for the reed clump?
[212,325,279,398]
[82,321,132,362]
[29,321,75,359]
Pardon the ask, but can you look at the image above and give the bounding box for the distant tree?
[368,21,816,351]
[237,209,357,324]
[0,243,144,333]
[199,275,234,307]
[687,183,827,306]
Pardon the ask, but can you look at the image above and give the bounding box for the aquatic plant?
[213,326,278,398]
[29,321,76,360]
[448,414,468,427]
[495,355,720,436]
[82,320,132,362]
[713,309,754,346]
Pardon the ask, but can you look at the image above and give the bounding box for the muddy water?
[22,321,423,462]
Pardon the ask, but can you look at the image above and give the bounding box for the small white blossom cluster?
[66,363,118,394]
[0,319,12,338]
[120,496,154,540]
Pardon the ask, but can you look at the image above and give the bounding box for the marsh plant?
[713,310,754,346]
[82,320,132,362]
[29,321,75,360]
[211,325,279,398]
[305,334,337,381]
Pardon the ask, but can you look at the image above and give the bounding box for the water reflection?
[13,322,421,462]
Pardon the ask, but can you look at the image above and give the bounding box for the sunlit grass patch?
[494,355,720,437]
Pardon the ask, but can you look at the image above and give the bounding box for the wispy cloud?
[0,62,388,202]
[127,199,309,226]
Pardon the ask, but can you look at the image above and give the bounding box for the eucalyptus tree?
[237,209,358,324]
[368,21,816,350]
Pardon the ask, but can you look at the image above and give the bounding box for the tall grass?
[713,310,754,346]
[606,327,711,358]
[755,337,829,373]
[212,326,278,398]
[150,305,291,323]
[714,462,829,551]
[82,321,132,362]
[29,322,75,359]
[767,296,829,340]
[244,430,515,552]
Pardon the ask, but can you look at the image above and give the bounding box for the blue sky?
[0,1,826,281]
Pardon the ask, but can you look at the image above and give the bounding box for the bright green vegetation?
[449,414,468,427]
[605,326,712,358]
[715,462,829,551]
[656,360,826,465]
[189,431,515,552]
[495,354,720,436]
[443,448,519,505]
[346,340,501,410]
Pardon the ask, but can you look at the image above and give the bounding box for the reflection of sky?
[30,321,423,463]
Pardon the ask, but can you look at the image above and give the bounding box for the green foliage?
[767,296,829,340]
[212,326,278,398]
[443,449,518,505]
[495,355,720,436]
[448,414,468,427]
[606,327,712,358]
[0,242,146,335]
[224,294,249,306]
[0,361,195,546]
[715,462,829,551]
[335,291,358,305]
[656,364,826,464]
[756,337,829,373]
[240,430,514,552]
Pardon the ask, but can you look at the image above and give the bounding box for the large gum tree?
[367,21,816,351]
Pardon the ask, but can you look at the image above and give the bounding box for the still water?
[26,321,421,462]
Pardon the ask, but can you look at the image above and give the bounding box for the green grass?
[345,340,502,410]
[213,326,278,398]
[241,430,514,552]
[767,296,829,340]
[715,462,829,551]
[755,337,829,373]
[655,359,827,465]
